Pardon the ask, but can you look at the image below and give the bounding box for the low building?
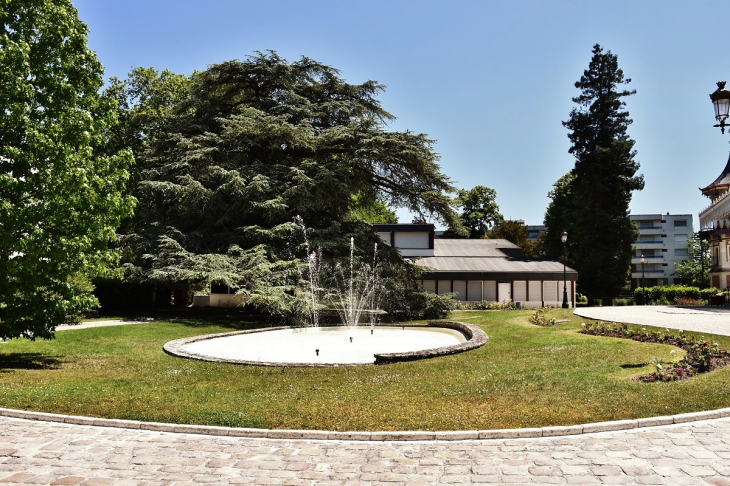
[630,213,693,288]
[373,224,578,307]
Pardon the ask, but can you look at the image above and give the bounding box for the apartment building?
[630,213,693,288]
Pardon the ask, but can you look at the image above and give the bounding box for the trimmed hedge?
[633,285,725,305]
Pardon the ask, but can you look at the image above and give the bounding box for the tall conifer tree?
[550,44,644,301]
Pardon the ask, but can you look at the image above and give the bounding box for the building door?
[498,282,511,302]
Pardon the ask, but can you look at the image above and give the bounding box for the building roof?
[701,152,730,197]
[415,238,577,281]
[433,238,519,257]
[417,257,573,274]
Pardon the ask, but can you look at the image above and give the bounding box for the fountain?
[163,220,488,366]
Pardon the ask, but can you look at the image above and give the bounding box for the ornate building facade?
[699,154,730,289]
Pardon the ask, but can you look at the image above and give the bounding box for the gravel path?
[574,305,730,336]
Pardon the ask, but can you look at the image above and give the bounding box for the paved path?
[55,320,153,332]
[574,306,730,336]
[2,415,730,485]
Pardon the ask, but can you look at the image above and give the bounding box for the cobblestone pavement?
[2,415,730,485]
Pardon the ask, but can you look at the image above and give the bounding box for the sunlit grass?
[1,309,729,431]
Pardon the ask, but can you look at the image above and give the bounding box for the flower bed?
[579,322,730,382]
[528,306,555,326]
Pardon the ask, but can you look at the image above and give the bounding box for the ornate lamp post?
[561,231,569,308]
[640,254,645,305]
[710,81,730,134]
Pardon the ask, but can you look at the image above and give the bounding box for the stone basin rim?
[162,320,488,367]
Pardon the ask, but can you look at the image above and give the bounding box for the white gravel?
[574,305,730,336]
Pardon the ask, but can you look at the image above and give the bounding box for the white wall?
[394,232,429,249]
[483,281,497,301]
[453,280,466,300]
[513,281,527,302]
[467,280,483,301]
[437,280,452,295]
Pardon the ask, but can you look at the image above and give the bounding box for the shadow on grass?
[621,363,650,369]
[170,318,277,331]
[0,353,63,371]
[98,307,282,331]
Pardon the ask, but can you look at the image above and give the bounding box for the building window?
[674,220,687,227]
[675,248,688,257]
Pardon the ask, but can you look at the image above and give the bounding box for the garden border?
[1,406,729,441]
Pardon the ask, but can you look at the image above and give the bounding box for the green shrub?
[649,286,664,302]
[635,285,716,305]
[633,287,649,304]
[614,299,635,306]
[451,299,520,311]
[417,292,454,319]
[701,287,722,300]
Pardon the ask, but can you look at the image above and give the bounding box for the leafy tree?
[0,0,134,338]
[673,234,710,288]
[548,44,644,301]
[489,220,542,258]
[121,52,456,308]
[101,68,190,233]
[102,67,191,161]
[349,193,398,224]
[445,185,502,238]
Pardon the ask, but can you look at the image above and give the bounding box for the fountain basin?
[163,321,488,367]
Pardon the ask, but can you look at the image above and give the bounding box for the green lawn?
[1,309,729,431]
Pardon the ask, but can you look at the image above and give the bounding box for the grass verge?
[1,309,730,431]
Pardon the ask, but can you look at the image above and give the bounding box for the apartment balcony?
[634,241,664,250]
[638,227,663,235]
[631,270,666,279]
[631,255,664,264]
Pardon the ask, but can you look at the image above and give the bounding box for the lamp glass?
[561,231,567,243]
[714,98,730,121]
[640,254,644,263]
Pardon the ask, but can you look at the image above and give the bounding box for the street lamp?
[640,254,645,305]
[710,81,730,134]
[561,231,569,309]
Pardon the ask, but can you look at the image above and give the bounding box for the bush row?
[633,285,725,305]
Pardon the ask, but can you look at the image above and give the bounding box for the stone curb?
[2,406,729,442]
[162,321,488,367]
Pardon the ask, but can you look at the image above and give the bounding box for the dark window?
[211,283,230,294]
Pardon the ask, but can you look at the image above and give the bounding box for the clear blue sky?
[74,0,730,230]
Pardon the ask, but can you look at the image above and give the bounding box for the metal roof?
[434,238,520,257]
[415,239,578,280]
[418,256,575,274]
[701,152,730,195]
